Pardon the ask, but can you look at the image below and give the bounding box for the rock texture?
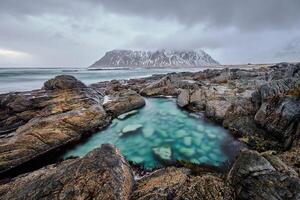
[228,150,300,200]
[0,75,145,175]
[0,144,134,200]
[89,49,219,68]
[131,167,233,200]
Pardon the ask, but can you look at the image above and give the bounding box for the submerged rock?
[0,144,134,200]
[120,124,143,137]
[117,110,139,120]
[152,145,172,163]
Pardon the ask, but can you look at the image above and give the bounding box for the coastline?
[0,62,299,199]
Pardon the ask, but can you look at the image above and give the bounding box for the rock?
[0,77,110,174]
[259,78,300,101]
[152,145,172,163]
[0,144,134,200]
[140,76,178,96]
[183,137,192,146]
[43,75,86,90]
[104,90,145,117]
[174,129,188,138]
[120,124,143,137]
[178,147,195,157]
[177,89,190,108]
[228,149,300,200]
[117,110,139,120]
[131,167,233,200]
[255,97,300,149]
[205,100,232,122]
[142,126,155,138]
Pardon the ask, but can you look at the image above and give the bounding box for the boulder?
[43,75,86,90]
[117,110,139,120]
[140,76,178,96]
[228,150,300,200]
[120,124,143,137]
[104,90,145,117]
[0,144,134,200]
[152,145,172,163]
[177,89,190,108]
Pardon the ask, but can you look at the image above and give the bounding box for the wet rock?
[228,149,300,200]
[131,167,233,200]
[43,75,87,90]
[152,145,172,163]
[117,110,139,120]
[104,90,145,117]
[120,124,143,137]
[142,126,154,138]
[0,144,134,200]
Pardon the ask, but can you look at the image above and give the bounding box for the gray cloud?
[0,0,299,67]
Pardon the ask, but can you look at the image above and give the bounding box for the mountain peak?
[89,49,219,68]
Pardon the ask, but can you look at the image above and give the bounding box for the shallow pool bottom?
[63,98,239,169]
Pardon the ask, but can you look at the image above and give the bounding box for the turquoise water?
[63,98,238,169]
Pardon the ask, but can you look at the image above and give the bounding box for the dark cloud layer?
[0,0,299,67]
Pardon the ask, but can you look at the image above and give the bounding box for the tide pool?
[63,98,239,169]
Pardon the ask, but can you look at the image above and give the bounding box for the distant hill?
[89,49,220,68]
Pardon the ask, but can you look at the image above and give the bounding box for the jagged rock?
[177,89,190,108]
[131,167,233,200]
[0,144,134,200]
[205,100,232,122]
[258,78,300,101]
[140,76,178,96]
[0,77,110,174]
[255,97,300,149]
[104,90,145,117]
[228,150,300,200]
[43,75,86,90]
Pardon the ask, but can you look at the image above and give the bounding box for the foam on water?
[63,98,239,169]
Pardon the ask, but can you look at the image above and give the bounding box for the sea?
[0,67,211,94]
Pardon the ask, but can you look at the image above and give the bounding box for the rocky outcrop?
[228,150,300,200]
[43,75,87,90]
[0,76,110,174]
[0,144,134,200]
[140,76,178,96]
[131,167,233,200]
[103,90,145,117]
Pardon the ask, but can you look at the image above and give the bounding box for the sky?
[0,0,299,68]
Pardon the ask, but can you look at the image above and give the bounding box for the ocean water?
[0,67,207,94]
[63,98,240,169]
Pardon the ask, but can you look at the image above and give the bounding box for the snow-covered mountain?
[89,49,220,68]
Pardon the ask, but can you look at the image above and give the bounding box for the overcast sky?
[0,0,299,68]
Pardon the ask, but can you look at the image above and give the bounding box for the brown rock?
[0,144,134,200]
[131,167,233,200]
[104,90,145,117]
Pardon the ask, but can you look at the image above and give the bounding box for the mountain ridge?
[89,49,220,68]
